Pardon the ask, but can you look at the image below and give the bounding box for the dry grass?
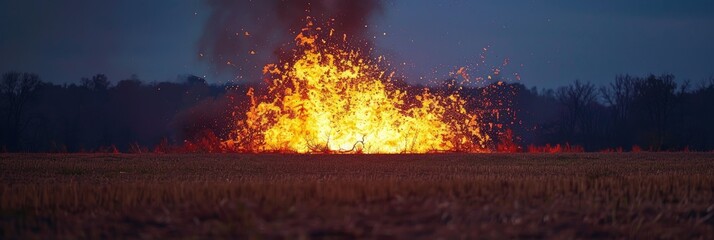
[1,153,713,239]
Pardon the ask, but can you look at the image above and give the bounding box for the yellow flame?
[229,22,489,153]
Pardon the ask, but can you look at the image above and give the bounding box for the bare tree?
[601,75,636,122]
[633,74,677,150]
[556,80,597,142]
[81,74,111,91]
[1,72,42,150]
[600,75,637,146]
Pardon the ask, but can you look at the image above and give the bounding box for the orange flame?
[227,20,490,153]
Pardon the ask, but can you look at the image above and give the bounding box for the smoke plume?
[198,0,382,81]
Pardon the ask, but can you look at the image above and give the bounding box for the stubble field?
[1,153,713,239]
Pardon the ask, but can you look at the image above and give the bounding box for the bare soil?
[1,153,713,239]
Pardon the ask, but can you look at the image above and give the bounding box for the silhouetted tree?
[81,74,111,91]
[632,74,677,150]
[556,80,597,146]
[600,75,637,147]
[0,72,42,151]
[686,77,714,149]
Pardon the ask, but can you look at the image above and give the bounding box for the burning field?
[225,19,491,153]
[4,0,714,239]
[3,21,712,238]
[188,1,516,154]
[2,153,713,238]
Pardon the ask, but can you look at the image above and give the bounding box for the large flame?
[228,20,490,153]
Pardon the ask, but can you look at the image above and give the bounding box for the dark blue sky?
[2,0,714,88]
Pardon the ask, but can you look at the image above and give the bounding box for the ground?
[1,153,713,239]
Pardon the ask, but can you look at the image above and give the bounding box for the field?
[1,153,714,239]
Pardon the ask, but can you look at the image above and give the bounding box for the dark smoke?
[198,0,383,81]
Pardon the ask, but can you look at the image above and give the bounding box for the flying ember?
[227,19,490,153]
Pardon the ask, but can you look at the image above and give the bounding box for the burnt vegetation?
[1,71,713,152]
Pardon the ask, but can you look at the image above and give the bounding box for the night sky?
[2,0,714,88]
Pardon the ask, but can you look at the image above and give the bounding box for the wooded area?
[1,71,713,152]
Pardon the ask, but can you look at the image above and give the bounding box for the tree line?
[0,72,252,152]
[509,74,714,151]
[1,71,713,152]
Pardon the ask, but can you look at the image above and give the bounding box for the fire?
[227,20,490,153]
